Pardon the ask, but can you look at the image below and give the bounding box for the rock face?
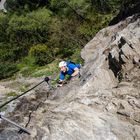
[0,15,140,140]
[0,0,6,12]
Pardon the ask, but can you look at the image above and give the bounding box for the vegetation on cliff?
[0,0,139,79]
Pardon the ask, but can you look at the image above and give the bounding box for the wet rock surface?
[0,15,140,140]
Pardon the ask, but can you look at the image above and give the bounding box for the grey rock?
[1,15,140,140]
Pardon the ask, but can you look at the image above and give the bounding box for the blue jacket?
[59,62,81,80]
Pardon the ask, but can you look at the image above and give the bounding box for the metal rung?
[0,114,30,135]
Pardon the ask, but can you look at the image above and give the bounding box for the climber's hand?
[57,80,67,87]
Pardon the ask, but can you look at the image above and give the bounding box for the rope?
[0,77,50,135]
[0,78,49,110]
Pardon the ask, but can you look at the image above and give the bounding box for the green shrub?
[0,62,18,80]
[0,13,9,42]
[29,44,54,66]
[6,8,52,57]
[6,92,17,97]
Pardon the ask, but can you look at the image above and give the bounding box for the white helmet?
[59,61,67,68]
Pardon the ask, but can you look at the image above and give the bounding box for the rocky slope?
[0,0,6,12]
[0,14,140,140]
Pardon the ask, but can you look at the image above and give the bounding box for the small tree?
[29,44,54,66]
[0,62,18,80]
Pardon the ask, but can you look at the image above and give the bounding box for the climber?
[58,61,81,86]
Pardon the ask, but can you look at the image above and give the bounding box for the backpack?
[66,60,81,69]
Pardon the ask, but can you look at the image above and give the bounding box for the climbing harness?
[0,77,50,135]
